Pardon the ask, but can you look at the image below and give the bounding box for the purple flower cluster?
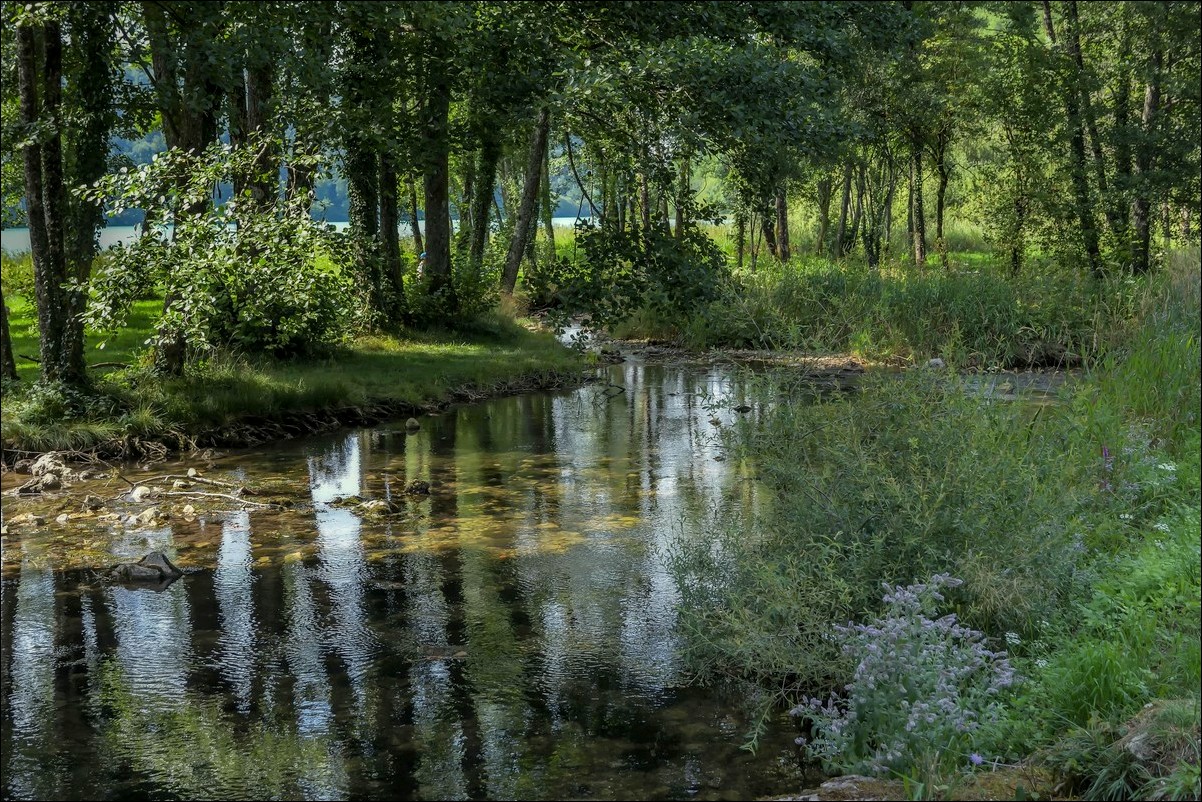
[790,574,1017,776]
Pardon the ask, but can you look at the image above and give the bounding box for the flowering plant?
[791,574,1017,776]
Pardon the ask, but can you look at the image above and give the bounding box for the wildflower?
[1119,513,1134,521]
[1035,658,1048,668]
[969,753,984,766]
[1004,631,1021,646]
[1153,521,1171,533]
[1156,463,1177,472]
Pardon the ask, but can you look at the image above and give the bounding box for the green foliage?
[0,251,34,302]
[537,219,728,332]
[81,139,355,358]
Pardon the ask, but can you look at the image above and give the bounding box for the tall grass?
[667,248,1201,783]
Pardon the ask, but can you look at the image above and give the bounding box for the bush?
[793,574,1016,778]
[82,139,355,360]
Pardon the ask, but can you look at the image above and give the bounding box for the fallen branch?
[18,353,40,363]
[160,490,285,509]
[135,473,238,488]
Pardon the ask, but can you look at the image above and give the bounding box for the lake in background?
[1,218,595,255]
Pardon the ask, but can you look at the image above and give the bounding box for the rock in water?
[104,551,184,589]
[405,417,421,431]
[404,480,431,495]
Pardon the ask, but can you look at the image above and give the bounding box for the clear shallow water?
[1,359,806,801]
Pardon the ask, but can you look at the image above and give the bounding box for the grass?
[1,289,586,455]
[666,247,1200,797]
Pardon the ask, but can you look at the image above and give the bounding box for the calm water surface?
[1,359,809,800]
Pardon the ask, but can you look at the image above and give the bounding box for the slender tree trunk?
[883,168,897,258]
[408,177,423,254]
[1067,0,1122,245]
[911,130,927,267]
[639,171,651,235]
[934,124,951,269]
[540,142,555,255]
[469,135,501,272]
[422,61,454,304]
[1043,0,1102,277]
[775,186,790,262]
[18,21,85,387]
[0,289,16,381]
[674,154,690,240]
[501,107,549,295]
[1130,47,1162,274]
[379,152,404,320]
[736,213,746,270]
[835,164,853,257]
[846,165,865,256]
[815,175,832,256]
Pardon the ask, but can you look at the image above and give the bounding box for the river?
[1,356,812,800]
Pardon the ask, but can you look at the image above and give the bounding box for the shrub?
[792,574,1016,778]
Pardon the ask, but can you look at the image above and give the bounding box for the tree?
[14,4,86,387]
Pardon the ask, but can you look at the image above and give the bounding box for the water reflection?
[2,361,802,800]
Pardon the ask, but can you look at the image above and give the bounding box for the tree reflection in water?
[2,361,802,800]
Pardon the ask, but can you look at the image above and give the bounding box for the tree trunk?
[834,164,853,257]
[846,165,865,256]
[934,123,951,269]
[469,135,501,272]
[761,207,778,259]
[775,186,790,262]
[541,142,555,254]
[422,59,455,303]
[245,60,276,210]
[379,152,404,321]
[66,3,115,286]
[1043,0,1102,277]
[0,289,16,381]
[911,130,927,267]
[1130,46,1161,274]
[674,154,690,240]
[1067,0,1123,245]
[347,138,382,316]
[815,175,832,256]
[501,107,550,295]
[639,171,651,235]
[408,177,424,254]
[18,21,86,387]
[736,213,746,270]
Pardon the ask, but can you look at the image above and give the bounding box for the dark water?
[2,360,810,800]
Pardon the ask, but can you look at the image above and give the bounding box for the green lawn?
[2,294,587,454]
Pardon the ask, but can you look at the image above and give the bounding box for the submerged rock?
[81,494,105,512]
[17,473,61,494]
[103,551,184,589]
[359,498,405,515]
[404,480,431,496]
